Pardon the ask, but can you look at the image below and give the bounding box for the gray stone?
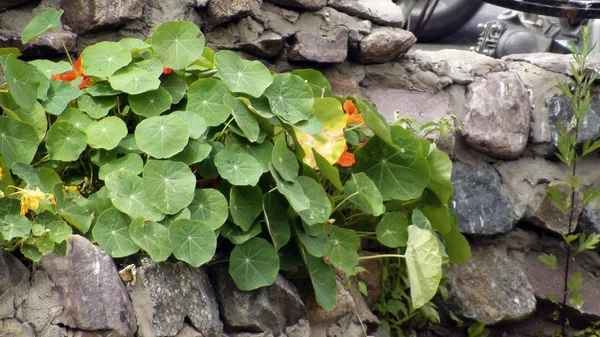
[548,94,600,147]
[285,319,311,337]
[288,27,348,63]
[327,0,404,27]
[207,0,259,26]
[325,313,367,337]
[228,333,273,337]
[38,235,137,337]
[0,252,29,317]
[173,324,203,337]
[296,278,355,325]
[129,257,222,337]
[462,71,531,159]
[503,52,600,77]
[120,0,203,37]
[366,88,451,123]
[527,180,583,234]
[15,270,62,334]
[579,205,600,236]
[356,252,383,307]
[452,161,516,235]
[0,0,30,12]
[323,65,364,98]
[239,32,284,59]
[357,27,415,64]
[446,243,536,325]
[0,318,35,337]
[210,265,307,336]
[266,0,326,10]
[0,30,76,57]
[61,0,147,34]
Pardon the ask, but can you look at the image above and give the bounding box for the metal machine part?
[471,19,554,58]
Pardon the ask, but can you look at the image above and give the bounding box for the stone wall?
[2,0,600,337]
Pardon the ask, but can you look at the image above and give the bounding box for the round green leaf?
[0,117,38,166]
[117,134,142,154]
[271,138,299,182]
[220,221,262,245]
[129,87,172,117]
[7,101,47,142]
[0,215,32,240]
[105,171,165,222]
[264,73,314,124]
[188,189,228,230]
[229,237,279,291]
[344,173,385,216]
[161,73,188,104]
[443,227,471,264]
[324,226,360,274]
[98,153,143,180]
[171,111,207,140]
[108,66,161,95]
[376,212,409,248]
[224,96,260,142]
[152,21,205,69]
[186,78,232,126]
[129,218,172,262]
[171,139,212,165]
[269,164,310,213]
[214,150,263,186]
[215,50,273,98]
[291,69,332,97]
[133,58,164,79]
[135,115,190,159]
[77,94,117,119]
[263,194,290,251]
[119,38,151,51]
[20,244,42,262]
[230,185,262,231]
[5,55,41,108]
[405,225,443,309]
[86,117,128,150]
[169,219,216,267]
[92,208,139,258]
[142,160,196,215]
[297,176,331,226]
[82,41,132,77]
[296,222,327,257]
[226,135,273,173]
[46,121,87,162]
[42,80,81,115]
[85,84,122,97]
[21,9,63,44]
[57,107,93,131]
[90,149,118,167]
[29,59,72,79]
[46,220,72,244]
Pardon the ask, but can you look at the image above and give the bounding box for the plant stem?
[333,192,359,212]
[358,254,405,261]
[52,28,74,67]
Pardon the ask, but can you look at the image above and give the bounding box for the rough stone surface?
[296,278,355,325]
[0,0,30,12]
[503,52,600,77]
[579,202,600,236]
[548,94,600,146]
[288,27,348,63]
[208,0,261,26]
[0,318,35,337]
[239,32,284,59]
[323,66,364,98]
[452,161,516,235]
[210,265,307,336]
[129,257,222,337]
[15,270,62,335]
[367,88,451,123]
[38,235,137,337]
[327,0,404,27]
[61,0,147,34]
[462,71,531,159]
[527,180,583,234]
[293,7,371,48]
[446,243,536,324]
[357,27,415,64]
[0,252,29,311]
[266,0,326,10]
[0,30,77,57]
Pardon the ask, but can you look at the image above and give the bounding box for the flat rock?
[446,243,536,324]
[61,0,147,34]
[129,257,222,337]
[210,265,307,336]
[207,0,259,26]
[38,235,137,337]
[327,0,404,27]
[239,32,284,59]
[288,26,348,63]
[265,0,326,10]
[357,27,415,64]
[0,30,77,57]
[462,71,531,159]
[503,52,600,77]
[548,94,600,147]
[452,161,516,235]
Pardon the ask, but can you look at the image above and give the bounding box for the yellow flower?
[64,185,80,194]
[11,187,51,216]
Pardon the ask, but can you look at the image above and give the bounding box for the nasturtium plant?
[0,10,469,320]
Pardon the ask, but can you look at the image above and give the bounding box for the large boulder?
[446,243,536,324]
[0,252,29,319]
[207,0,261,26]
[462,71,531,159]
[288,27,348,63]
[61,0,147,34]
[38,235,137,337]
[129,257,222,337]
[0,30,76,57]
[327,0,405,27]
[356,27,415,64]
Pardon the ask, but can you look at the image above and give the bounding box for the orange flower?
[162,67,173,74]
[51,55,93,89]
[336,145,355,167]
[343,100,363,125]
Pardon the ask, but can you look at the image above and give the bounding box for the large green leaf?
[152,21,205,69]
[135,115,190,158]
[29,59,72,79]
[405,225,443,309]
[271,138,298,182]
[214,150,263,186]
[264,73,314,124]
[21,9,63,44]
[314,150,343,191]
[325,226,360,274]
[98,153,143,180]
[426,147,453,204]
[420,203,451,234]
[229,185,262,231]
[296,223,327,257]
[77,94,117,119]
[224,95,260,142]
[297,176,331,226]
[92,208,139,258]
[129,218,172,262]
[0,215,31,240]
[344,173,385,216]
[81,41,132,77]
[42,80,81,115]
[376,212,409,248]
[353,127,430,200]
[7,101,47,142]
[171,139,212,165]
[5,55,41,108]
[263,193,290,250]
[226,135,273,172]
[46,121,87,162]
[169,219,216,267]
[133,58,164,79]
[105,171,165,222]
[300,246,336,311]
[86,117,128,150]
[291,69,332,97]
[186,78,232,126]
[119,38,151,52]
[57,107,93,131]
[129,87,172,117]
[443,227,471,264]
[142,160,196,215]
[46,220,72,244]
[161,73,187,104]
[171,111,207,140]
[269,164,310,212]
[229,237,279,291]
[108,66,160,95]
[355,99,393,146]
[188,189,228,230]
[220,221,262,245]
[215,50,273,97]
[0,117,39,166]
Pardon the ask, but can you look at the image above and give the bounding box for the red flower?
[51,55,93,89]
[162,67,173,75]
[336,145,355,167]
[343,100,363,125]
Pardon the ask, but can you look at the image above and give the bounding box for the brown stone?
[356,251,383,306]
[528,180,583,235]
[288,27,348,63]
[61,0,147,34]
[357,27,415,64]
